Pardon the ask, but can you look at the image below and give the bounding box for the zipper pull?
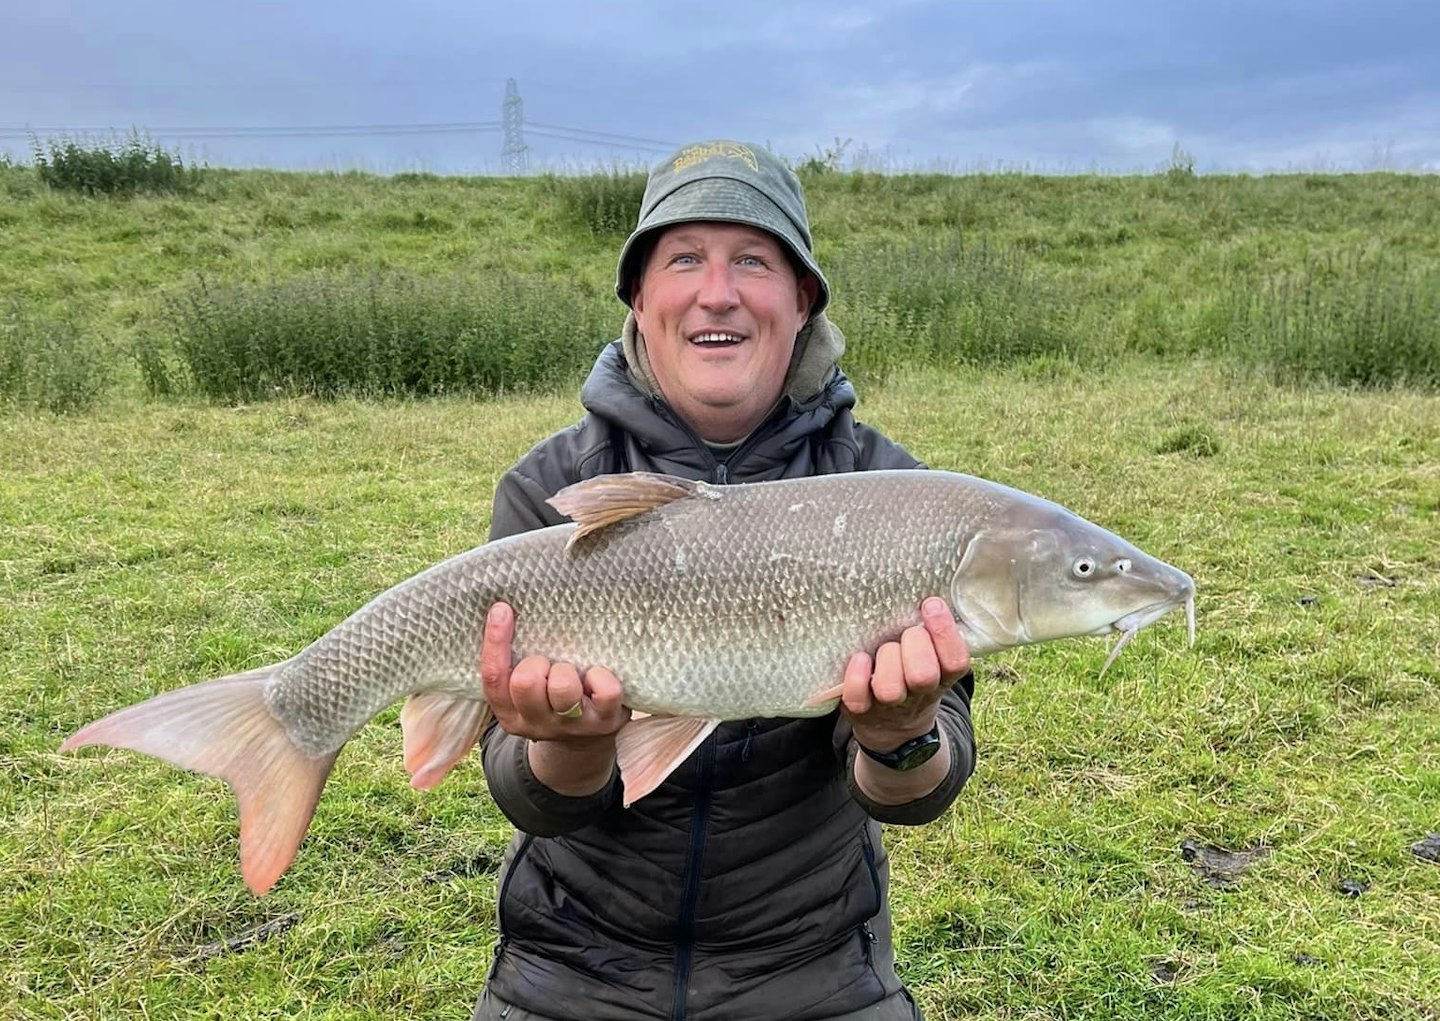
[715,463,728,484]
[741,720,760,761]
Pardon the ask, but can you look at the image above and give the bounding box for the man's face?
[632,221,818,444]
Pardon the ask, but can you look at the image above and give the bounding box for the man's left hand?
[841,597,970,752]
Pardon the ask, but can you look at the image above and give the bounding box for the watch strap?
[857,723,942,771]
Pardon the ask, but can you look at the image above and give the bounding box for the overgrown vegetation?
[142,270,614,400]
[830,236,1074,378]
[29,132,205,196]
[2,165,1438,409]
[540,167,646,235]
[0,303,108,413]
[1221,253,1440,388]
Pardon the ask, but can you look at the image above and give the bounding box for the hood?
[578,323,858,481]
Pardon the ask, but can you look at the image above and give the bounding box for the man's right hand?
[480,601,630,795]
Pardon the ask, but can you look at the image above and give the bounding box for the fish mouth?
[1111,594,1194,640]
[1097,592,1196,676]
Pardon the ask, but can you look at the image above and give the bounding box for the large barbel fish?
[62,469,1195,894]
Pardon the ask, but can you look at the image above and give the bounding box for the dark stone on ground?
[1337,878,1369,898]
[1150,960,1181,984]
[1180,838,1270,889]
[1411,833,1440,864]
[182,912,301,962]
[1294,954,1323,967]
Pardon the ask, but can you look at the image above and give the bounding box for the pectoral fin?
[805,682,845,708]
[613,715,720,807]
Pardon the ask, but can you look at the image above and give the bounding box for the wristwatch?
[857,724,942,771]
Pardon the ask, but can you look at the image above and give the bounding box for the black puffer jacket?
[480,332,975,1021]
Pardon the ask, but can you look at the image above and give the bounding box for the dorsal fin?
[547,472,706,546]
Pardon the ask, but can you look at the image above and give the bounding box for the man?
[472,140,976,1021]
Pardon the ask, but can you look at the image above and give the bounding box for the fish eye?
[1072,556,1096,579]
[1116,558,1132,574]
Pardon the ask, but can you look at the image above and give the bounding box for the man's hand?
[842,597,969,749]
[842,597,969,804]
[481,601,630,795]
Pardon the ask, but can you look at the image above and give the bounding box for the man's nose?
[696,262,740,311]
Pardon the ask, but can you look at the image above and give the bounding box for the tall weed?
[540,170,646,235]
[31,132,203,197]
[149,270,619,400]
[0,304,108,413]
[828,237,1075,381]
[1220,252,1440,388]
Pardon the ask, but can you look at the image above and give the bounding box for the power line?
[526,121,676,149]
[524,128,670,155]
[1,106,680,160]
[0,121,503,141]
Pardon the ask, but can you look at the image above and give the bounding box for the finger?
[899,623,942,698]
[841,652,874,716]
[480,602,517,712]
[508,655,553,719]
[546,661,584,717]
[871,641,908,706]
[922,597,971,681]
[583,666,629,729]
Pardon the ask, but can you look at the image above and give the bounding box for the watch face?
[894,735,941,771]
[861,727,942,770]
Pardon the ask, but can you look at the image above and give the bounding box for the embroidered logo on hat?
[671,141,759,174]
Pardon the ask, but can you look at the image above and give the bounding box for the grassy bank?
[2,164,1439,410]
[3,363,1437,1019]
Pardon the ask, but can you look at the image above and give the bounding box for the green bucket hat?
[615,140,830,319]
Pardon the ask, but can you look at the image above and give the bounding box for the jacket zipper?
[671,737,717,1021]
[648,396,783,486]
[490,833,535,977]
[859,827,883,967]
[740,719,761,761]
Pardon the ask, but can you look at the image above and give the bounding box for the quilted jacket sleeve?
[838,673,976,825]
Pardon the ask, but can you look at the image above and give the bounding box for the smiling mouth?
[690,331,744,347]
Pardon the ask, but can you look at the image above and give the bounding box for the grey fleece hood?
[619,310,848,406]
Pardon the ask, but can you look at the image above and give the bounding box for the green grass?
[3,364,1437,1019]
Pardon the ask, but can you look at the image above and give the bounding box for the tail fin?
[60,662,338,896]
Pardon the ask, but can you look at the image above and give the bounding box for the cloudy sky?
[3,0,1436,175]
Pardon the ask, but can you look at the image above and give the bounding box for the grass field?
[3,158,1438,1017]
[3,360,1437,1019]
